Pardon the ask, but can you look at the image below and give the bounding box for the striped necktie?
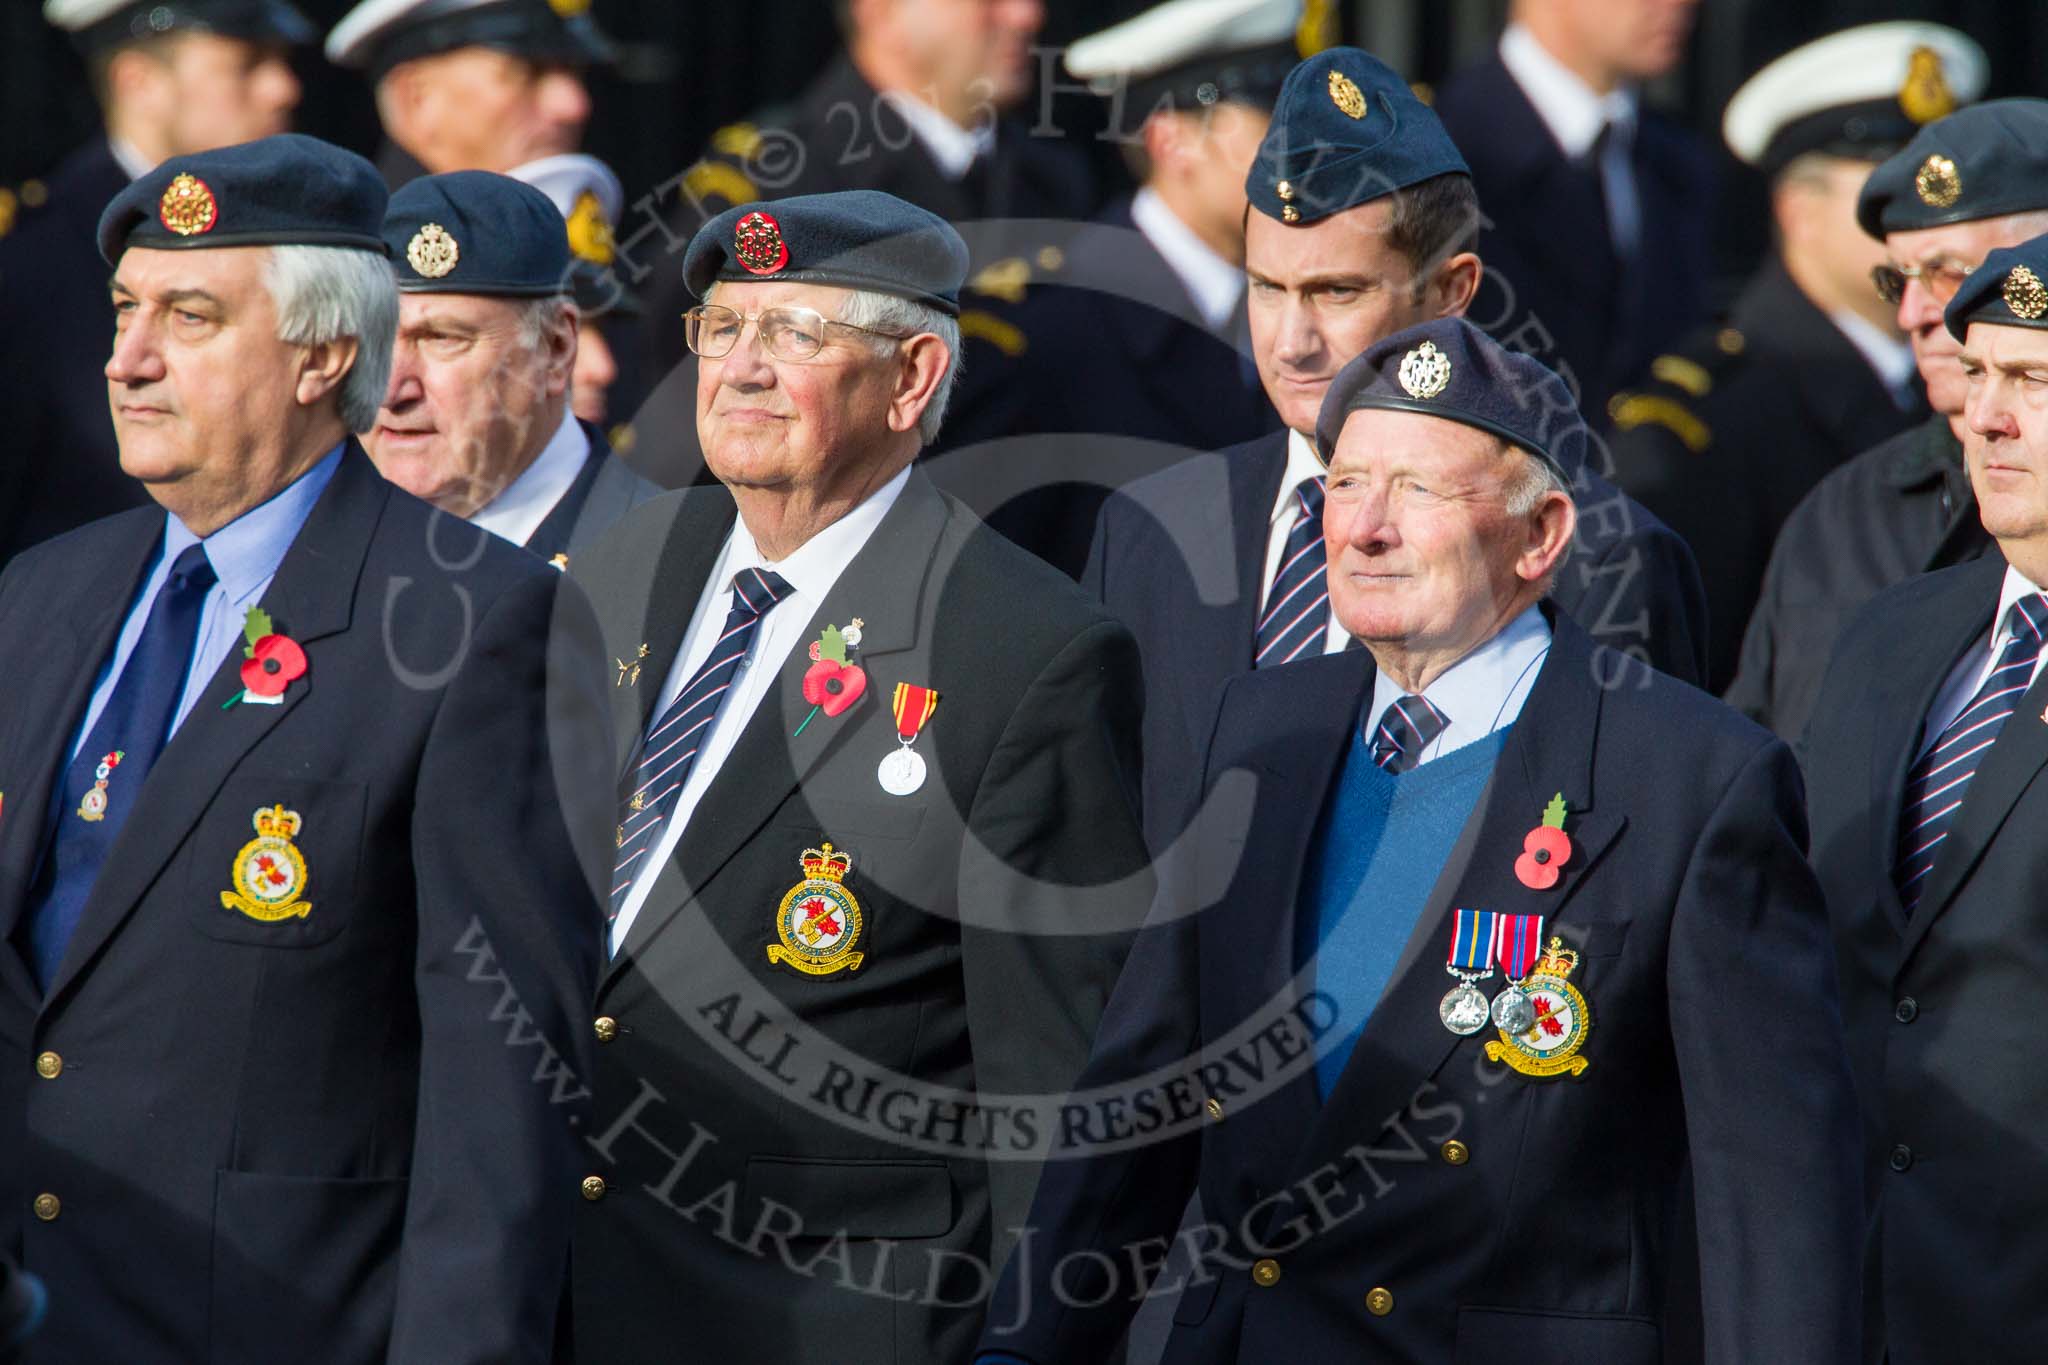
[1894,592,2048,915]
[1370,694,1449,775]
[1255,476,1329,668]
[610,567,794,923]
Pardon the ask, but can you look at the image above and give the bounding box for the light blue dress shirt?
[65,445,344,763]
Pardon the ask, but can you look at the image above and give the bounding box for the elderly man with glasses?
[566,189,1153,1365]
[1730,98,2048,739]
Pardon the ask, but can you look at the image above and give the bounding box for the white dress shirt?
[1914,565,2048,760]
[469,410,590,547]
[1830,309,1919,409]
[1129,186,1245,331]
[1499,23,1641,257]
[880,91,995,181]
[1261,428,1351,656]
[108,135,154,182]
[608,464,912,951]
[1365,604,1553,768]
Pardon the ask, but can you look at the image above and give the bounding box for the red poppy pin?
[222,607,307,708]
[795,619,867,736]
[1515,792,1573,890]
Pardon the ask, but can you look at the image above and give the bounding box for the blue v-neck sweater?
[1297,726,1510,1095]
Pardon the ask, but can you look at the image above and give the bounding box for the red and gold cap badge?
[159,173,218,237]
[734,209,789,276]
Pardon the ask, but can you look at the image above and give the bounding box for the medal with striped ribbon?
[878,683,940,796]
[1440,908,1498,1035]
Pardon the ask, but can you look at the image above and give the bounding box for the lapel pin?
[221,607,305,709]
[76,750,125,823]
[616,643,648,688]
[1514,792,1573,890]
[795,620,868,737]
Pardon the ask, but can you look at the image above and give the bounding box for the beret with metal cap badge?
[1315,317,1587,485]
[97,133,388,266]
[383,170,570,295]
[683,190,969,316]
[1856,98,2048,239]
[1247,46,1468,226]
[1944,232,2048,339]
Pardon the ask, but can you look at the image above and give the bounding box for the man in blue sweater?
[977,318,1863,1364]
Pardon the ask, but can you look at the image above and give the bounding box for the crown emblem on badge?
[734,209,790,276]
[2005,265,2048,321]
[1916,153,1962,209]
[1899,45,1955,125]
[1398,340,1452,399]
[252,804,303,841]
[799,844,853,882]
[566,190,614,265]
[407,222,459,278]
[1532,938,1580,980]
[159,173,217,237]
[1328,69,1368,120]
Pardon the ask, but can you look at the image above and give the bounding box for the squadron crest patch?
[220,804,313,923]
[766,843,865,977]
[1483,937,1591,1078]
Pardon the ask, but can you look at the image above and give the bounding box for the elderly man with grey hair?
[0,134,611,1361]
[566,190,1154,1365]
[364,168,655,568]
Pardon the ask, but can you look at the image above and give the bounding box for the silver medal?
[1490,985,1534,1034]
[877,746,927,797]
[1440,979,1491,1035]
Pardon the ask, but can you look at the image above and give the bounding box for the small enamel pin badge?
[220,804,312,923]
[795,620,867,736]
[617,643,648,688]
[1515,793,1573,889]
[76,750,125,823]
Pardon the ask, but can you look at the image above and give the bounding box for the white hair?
[514,294,577,350]
[836,289,962,447]
[264,245,399,434]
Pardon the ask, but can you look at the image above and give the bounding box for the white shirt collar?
[879,91,995,182]
[107,135,154,182]
[1994,563,2048,643]
[469,410,591,548]
[1366,604,1553,766]
[1271,427,1328,528]
[1499,23,1637,159]
[1129,186,1245,331]
[1830,309,1918,397]
[719,461,914,599]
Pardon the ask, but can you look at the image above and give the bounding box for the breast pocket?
[187,777,366,949]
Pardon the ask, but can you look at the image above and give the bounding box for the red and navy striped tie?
[1370,693,1449,774]
[1254,476,1330,668]
[1894,593,2048,915]
[611,567,794,924]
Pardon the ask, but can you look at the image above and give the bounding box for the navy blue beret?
[325,0,613,80]
[383,171,569,296]
[53,0,314,55]
[1856,98,2048,239]
[683,190,969,317]
[97,133,388,266]
[1246,46,1469,226]
[1315,318,1587,484]
[1943,232,2048,339]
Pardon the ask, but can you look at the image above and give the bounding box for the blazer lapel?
[1867,561,2003,938]
[0,514,162,1001]
[42,449,384,1004]
[1285,613,1623,1184]
[604,473,951,985]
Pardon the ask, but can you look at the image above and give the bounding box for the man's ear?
[542,303,578,399]
[1427,251,1484,320]
[1516,487,1578,587]
[295,336,359,409]
[886,333,949,438]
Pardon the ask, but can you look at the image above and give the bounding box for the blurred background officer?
[1089,47,1706,859]
[1803,233,2048,1365]
[1436,0,1710,421]
[1729,98,2048,737]
[641,0,1094,386]
[324,0,613,188]
[0,134,607,1363]
[927,0,1293,577]
[980,319,1861,1365]
[0,0,311,570]
[568,191,1151,1365]
[1608,22,1984,693]
[366,169,655,565]
[507,151,641,437]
